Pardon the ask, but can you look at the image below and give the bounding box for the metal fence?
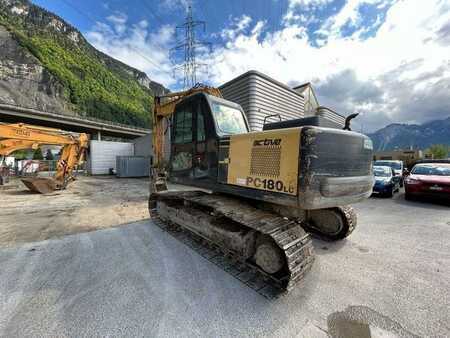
[7,160,87,177]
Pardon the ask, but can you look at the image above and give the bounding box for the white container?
[88,140,134,175]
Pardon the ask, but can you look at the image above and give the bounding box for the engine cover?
[226,128,300,196]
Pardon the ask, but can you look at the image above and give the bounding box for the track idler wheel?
[254,239,284,274]
[305,206,356,241]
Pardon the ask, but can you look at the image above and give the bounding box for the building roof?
[219,70,304,98]
[292,82,311,92]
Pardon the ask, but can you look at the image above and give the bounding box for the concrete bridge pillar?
[94,131,101,141]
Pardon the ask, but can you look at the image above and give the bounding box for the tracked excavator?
[149,85,374,291]
[0,123,89,193]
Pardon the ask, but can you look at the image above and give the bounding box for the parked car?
[372,165,400,197]
[374,160,404,186]
[404,163,450,200]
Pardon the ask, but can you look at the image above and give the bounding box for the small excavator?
[0,123,89,194]
[149,85,373,291]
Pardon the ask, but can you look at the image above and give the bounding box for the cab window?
[174,106,192,144]
[197,106,206,142]
[211,102,248,136]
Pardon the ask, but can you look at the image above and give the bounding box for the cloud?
[160,0,190,12]
[284,0,331,23]
[205,0,450,131]
[86,13,176,87]
[220,15,252,40]
[106,13,127,34]
[316,0,392,38]
[288,0,333,10]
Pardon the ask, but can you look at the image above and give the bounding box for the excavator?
[149,85,374,291]
[0,123,89,194]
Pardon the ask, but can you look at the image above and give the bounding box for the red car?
[404,163,450,200]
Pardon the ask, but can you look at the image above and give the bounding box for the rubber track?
[151,191,315,295]
[303,205,357,241]
[339,205,357,238]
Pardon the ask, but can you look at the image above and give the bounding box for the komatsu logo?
[253,138,281,146]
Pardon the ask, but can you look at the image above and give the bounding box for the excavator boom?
[0,123,89,193]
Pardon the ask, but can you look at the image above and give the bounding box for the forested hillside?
[0,0,168,127]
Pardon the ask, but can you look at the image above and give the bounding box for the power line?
[59,0,171,75]
[171,5,212,88]
[140,0,165,26]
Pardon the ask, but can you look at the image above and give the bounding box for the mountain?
[368,117,450,151]
[0,0,169,128]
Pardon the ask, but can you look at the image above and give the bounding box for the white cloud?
[220,15,252,40]
[106,13,127,34]
[86,14,176,87]
[316,0,393,38]
[206,0,450,131]
[288,0,333,9]
[284,0,332,23]
[160,0,190,12]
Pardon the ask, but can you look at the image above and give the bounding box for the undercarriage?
[149,190,357,291]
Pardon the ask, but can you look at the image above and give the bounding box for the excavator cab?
[169,93,249,185]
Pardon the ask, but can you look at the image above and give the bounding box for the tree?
[45,149,54,160]
[11,149,29,160]
[32,148,44,160]
[426,144,449,159]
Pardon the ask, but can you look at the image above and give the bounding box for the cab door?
[170,102,194,178]
[193,100,209,178]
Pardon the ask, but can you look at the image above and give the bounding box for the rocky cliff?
[0,0,169,127]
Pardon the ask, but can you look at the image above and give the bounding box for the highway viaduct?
[0,103,150,140]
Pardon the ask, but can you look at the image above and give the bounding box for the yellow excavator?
[149,85,373,291]
[0,123,89,193]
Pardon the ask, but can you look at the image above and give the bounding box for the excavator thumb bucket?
[21,177,59,194]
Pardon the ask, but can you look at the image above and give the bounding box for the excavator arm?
[0,123,89,193]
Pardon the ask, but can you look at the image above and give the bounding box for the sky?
[31,0,450,132]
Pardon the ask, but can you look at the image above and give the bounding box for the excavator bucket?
[21,177,58,194]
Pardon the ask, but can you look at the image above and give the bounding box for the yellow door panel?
[227,128,300,195]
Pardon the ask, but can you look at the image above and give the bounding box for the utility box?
[116,156,150,178]
[88,140,134,175]
[219,70,305,131]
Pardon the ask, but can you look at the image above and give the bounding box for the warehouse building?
[219,70,307,131]
[220,70,346,130]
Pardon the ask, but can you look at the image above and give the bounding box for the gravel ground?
[0,176,149,247]
[0,191,449,337]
